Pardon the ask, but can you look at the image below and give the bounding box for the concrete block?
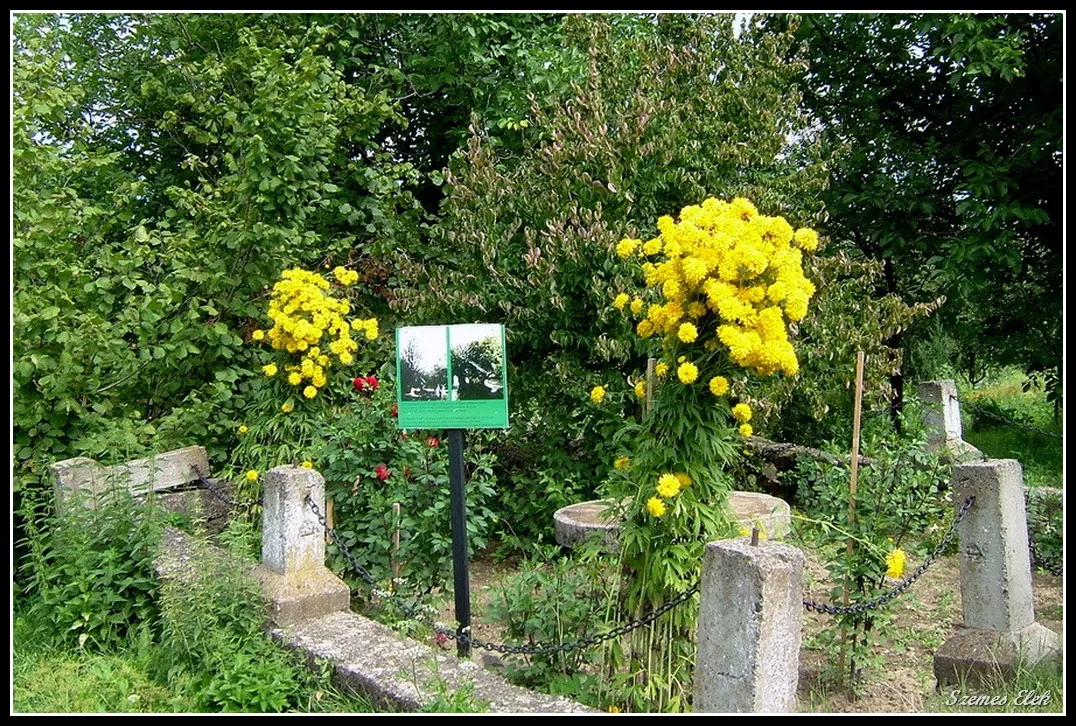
[953,460,1035,632]
[694,539,804,713]
[262,465,328,575]
[934,623,1061,687]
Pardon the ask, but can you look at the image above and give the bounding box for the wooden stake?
[838,350,866,689]
[645,357,656,417]
[390,502,401,587]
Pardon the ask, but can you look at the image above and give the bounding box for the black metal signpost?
[395,324,509,660]
[447,428,471,658]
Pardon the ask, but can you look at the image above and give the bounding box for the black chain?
[803,495,975,616]
[962,400,1062,440]
[199,476,251,512]
[1028,537,1063,577]
[304,495,698,655]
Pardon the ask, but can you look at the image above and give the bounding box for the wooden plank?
[95,446,210,497]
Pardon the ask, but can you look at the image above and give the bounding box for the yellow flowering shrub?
[252,266,378,403]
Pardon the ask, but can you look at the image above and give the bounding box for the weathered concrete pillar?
[934,460,1061,685]
[918,380,983,462]
[694,539,804,713]
[254,465,349,625]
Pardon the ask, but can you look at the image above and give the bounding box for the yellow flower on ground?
[281,401,294,413]
[262,363,278,377]
[303,385,318,399]
[607,706,621,714]
[677,322,698,343]
[738,423,753,437]
[646,497,667,518]
[245,470,258,482]
[886,548,907,579]
[708,376,730,397]
[238,425,248,434]
[301,460,314,469]
[590,385,607,404]
[634,379,647,398]
[614,456,631,471]
[656,473,681,498]
[732,403,752,423]
[252,329,265,341]
[613,293,630,310]
[677,361,699,384]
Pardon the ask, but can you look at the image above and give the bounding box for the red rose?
[365,375,379,391]
[375,464,391,480]
[390,402,399,417]
[353,374,379,395]
[427,436,440,448]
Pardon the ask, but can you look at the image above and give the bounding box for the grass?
[958,369,1063,489]
[924,660,1064,714]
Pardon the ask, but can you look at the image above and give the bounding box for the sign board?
[395,324,509,429]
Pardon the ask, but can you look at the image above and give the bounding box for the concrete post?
[694,539,804,713]
[934,460,1060,685]
[918,380,983,462]
[255,465,350,625]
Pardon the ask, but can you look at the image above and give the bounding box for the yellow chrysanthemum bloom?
[629,297,644,315]
[654,362,669,377]
[656,473,681,499]
[634,380,647,398]
[646,497,667,518]
[677,322,698,343]
[675,472,691,487]
[288,372,303,386]
[238,425,249,434]
[303,385,318,399]
[301,460,314,469]
[245,470,259,482]
[708,376,730,397]
[590,385,607,404]
[281,402,294,413]
[614,456,631,471]
[613,293,630,310]
[738,423,753,437]
[677,361,699,385]
[732,403,752,423]
[886,548,907,579]
[252,329,265,341]
[262,363,278,377]
[616,238,640,259]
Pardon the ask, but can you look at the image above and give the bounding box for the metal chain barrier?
[1028,537,1063,577]
[803,495,975,616]
[305,495,698,655]
[199,476,254,513]
[961,399,1062,441]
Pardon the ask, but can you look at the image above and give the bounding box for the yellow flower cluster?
[255,267,378,399]
[885,548,907,579]
[590,385,607,404]
[647,472,692,517]
[617,197,817,377]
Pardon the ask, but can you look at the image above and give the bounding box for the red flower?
[390,402,399,418]
[427,436,440,448]
[353,375,380,395]
[375,464,391,481]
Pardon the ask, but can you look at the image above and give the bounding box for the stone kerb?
[694,538,804,713]
[933,459,1061,686]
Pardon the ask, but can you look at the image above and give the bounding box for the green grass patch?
[924,660,1063,713]
[959,370,1062,489]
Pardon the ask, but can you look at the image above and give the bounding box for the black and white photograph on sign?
[399,326,449,401]
[449,324,505,401]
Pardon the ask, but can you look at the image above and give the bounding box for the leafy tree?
[777,13,1062,412]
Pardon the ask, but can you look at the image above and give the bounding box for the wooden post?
[645,357,656,417]
[390,502,401,586]
[838,350,866,688]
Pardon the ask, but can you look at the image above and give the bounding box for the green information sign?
[395,324,509,429]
